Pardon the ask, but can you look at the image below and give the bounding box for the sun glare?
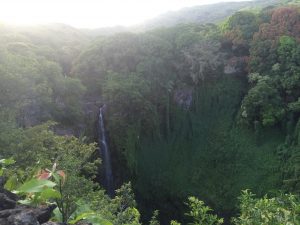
[0,0,249,28]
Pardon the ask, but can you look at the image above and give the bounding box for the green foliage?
[70,212,112,225]
[0,26,86,127]
[240,74,285,126]
[135,76,283,222]
[16,178,60,206]
[233,190,300,224]
[68,201,113,225]
[0,121,98,177]
[110,182,141,225]
[74,23,225,175]
[223,11,259,53]
[1,3,300,225]
[0,122,101,222]
[86,182,141,225]
[6,159,123,225]
[249,6,300,73]
[0,158,15,176]
[1,157,140,225]
[170,221,181,225]
[149,210,160,225]
[17,178,57,193]
[240,6,300,127]
[182,39,223,84]
[185,197,223,225]
[225,11,258,38]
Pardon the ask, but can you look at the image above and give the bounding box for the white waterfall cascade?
[98,105,113,196]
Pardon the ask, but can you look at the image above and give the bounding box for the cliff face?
[132,76,284,223]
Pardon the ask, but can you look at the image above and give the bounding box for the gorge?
[1,0,300,224]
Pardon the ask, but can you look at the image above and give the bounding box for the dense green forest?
[1,0,300,224]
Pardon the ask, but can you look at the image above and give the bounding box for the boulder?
[0,192,17,210]
[224,56,248,75]
[41,222,63,225]
[7,211,40,225]
[173,88,193,110]
[74,221,93,225]
[32,205,57,224]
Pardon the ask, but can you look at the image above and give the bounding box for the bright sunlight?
[0,0,250,28]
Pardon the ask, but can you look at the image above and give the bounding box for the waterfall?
[98,105,113,196]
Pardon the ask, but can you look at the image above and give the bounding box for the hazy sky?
[0,0,250,28]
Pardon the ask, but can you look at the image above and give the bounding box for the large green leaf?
[18,199,32,205]
[40,188,61,199]
[69,212,113,225]
[16,179,56,193]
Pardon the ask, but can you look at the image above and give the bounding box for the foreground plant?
[15,163,64,207]
[233,190,300,225]
[185,196,223,225]
[0,158,15,176]
[13,163,113,225]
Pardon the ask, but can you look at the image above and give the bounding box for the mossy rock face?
[133,76,284,222]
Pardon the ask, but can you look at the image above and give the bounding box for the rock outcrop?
[224,56,248,75]
[174,88,193,110]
